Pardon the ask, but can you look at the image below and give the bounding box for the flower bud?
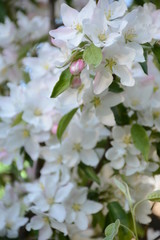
[69,59,85,75]
[71,76,82,88]
[51,123,58,135]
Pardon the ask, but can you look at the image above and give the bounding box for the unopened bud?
[69,59,85,75]
[71,76,82,88]
[51,123,58,135]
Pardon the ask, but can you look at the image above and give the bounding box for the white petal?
[113,65,135,87]
[75,212,88,230]
[26,216,44,231]
[80,149,99,166]
[49,204,66,223]
[61,3,78,27]
[93,71,113,95]
[55,183,74,202]
[39,224,52,240]
[82,200,102,214]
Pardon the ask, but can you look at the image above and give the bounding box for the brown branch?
[49,0,57,29]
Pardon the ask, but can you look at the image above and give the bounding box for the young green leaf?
[79,163,100,185]
[131,124,149,161]
[152,43,160,65]
[104,219,120,240]
[83,44,102,67]
[114,178,132,205]
[139,50,148,74]
[147,190,160,202]
[57,107,78,141]
[50,68,73,98]
[11,112,23,127]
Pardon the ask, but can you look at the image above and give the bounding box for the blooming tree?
[1,0,160,240]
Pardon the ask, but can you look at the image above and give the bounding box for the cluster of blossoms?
[1,0,160,239]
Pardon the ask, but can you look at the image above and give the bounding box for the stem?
[49,0,57,29]
[120,224,136,239]
[131,208,138,240]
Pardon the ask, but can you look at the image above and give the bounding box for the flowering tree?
[1,0,160,240]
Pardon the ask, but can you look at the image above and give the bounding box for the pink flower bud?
[51,123,58,135]
[69,59,85,75]
[71,76,82,88]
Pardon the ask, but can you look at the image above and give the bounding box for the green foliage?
[147,190,160,202]
[50,68,73,98]
[139,49,148,74]
[152,43,160,66]
[57,107,78,141]
[11,112,23,127]
[106,202,133,240]
[111,104,130,126]
[83,43,102,67]
[134,0,160,8]
[131,124,150,161]
[109,80,124,93]
[104,219,120,240]
[0,1,6,23]
[79,163,100,185]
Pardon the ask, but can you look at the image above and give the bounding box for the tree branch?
[49,0,57,29]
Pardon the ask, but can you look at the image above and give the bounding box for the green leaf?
[114,178,128,197]
[111,104,130,126]
[131,124,150,161]
[147,190,160,202]
[139,50,148,74]
[50,68,73,98]
[152,43,160,65]
[57,107,78,141]
[109,81,124,93]
[79,163,100,185]
[104,219,120,240]
[11,112,23,127]
[83,43,102,67]
[106,202,132,240]
[114,179,132,205]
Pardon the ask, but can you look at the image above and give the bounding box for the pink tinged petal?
[113,65,135,87]
[26,216,44,231]
[49,204,66,223]
[93,71,113,95]
[51,123,58,135]
[55,183,74,202]
[49,27,76,41]
[82,200,102,214]
[0,150,8,159]
[71,76,82,88]
[61,3,78,27]
[80,149,99,167]
[75,212,88,230]
[70,59,85,75]
[39,224,52,240]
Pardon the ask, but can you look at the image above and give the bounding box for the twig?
[49,0,57,29]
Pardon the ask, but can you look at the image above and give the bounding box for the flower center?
[72,203,81,212]
[34,108,42,116]
[123,135,132,145]
[73,143,82,152]
[57,155,63,164]
[153,111,160,119]
[98,33,106,42]
[47,198,54,205]
[43,217,49,224]
[125,29,137,42]
[105,58,116,71]
[105,9,112,20]
[23,129,30,138]
[92,96,101,108]
[132,99,140,107]
[76,24,83,33]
